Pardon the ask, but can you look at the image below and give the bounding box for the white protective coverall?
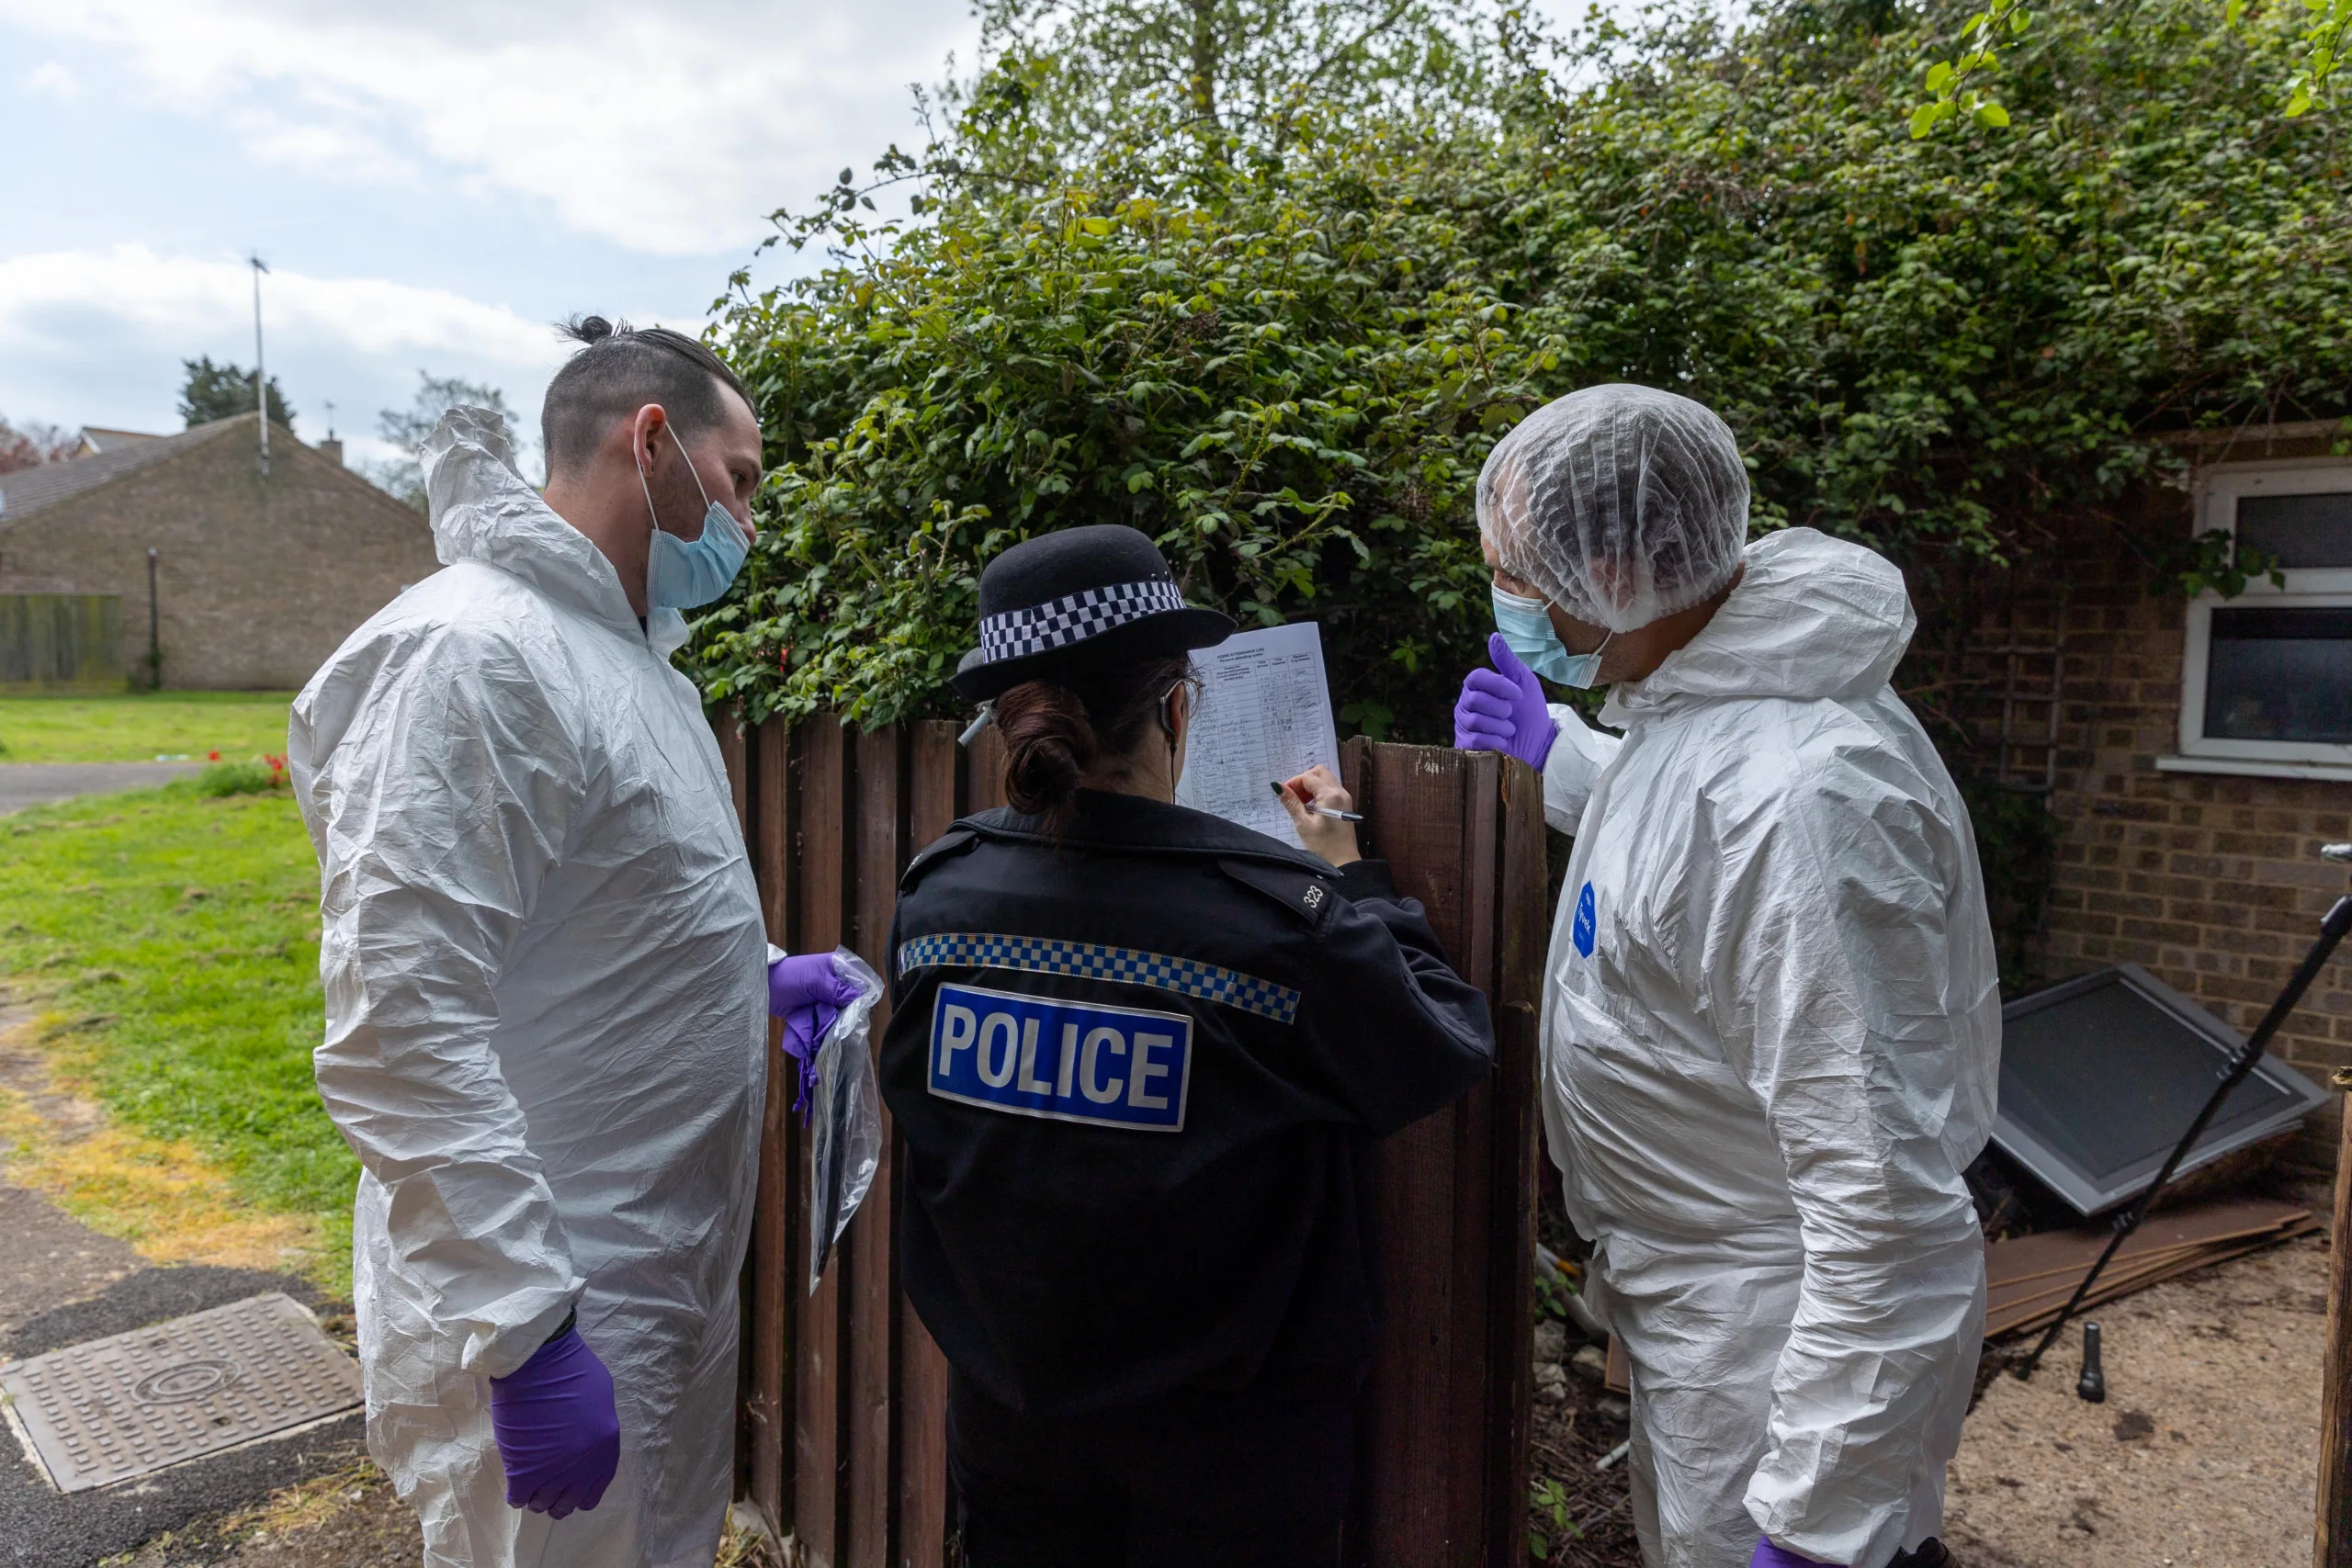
[1537,527,2000,1568]
[289,411,769,1568]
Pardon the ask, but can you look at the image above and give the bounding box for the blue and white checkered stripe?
[976,579,1188,663]
[897,931,1301,1025]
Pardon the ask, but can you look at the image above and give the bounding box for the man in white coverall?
[290,318,853,1568]
[1453,385,1999,1568]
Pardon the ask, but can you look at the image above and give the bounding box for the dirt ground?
[1947,1234,2327,1568]
[1524,1230,2329,1568]
[93,1454,417,1567]
[1528,1319,1643,1566]
[89,1463,789,1567]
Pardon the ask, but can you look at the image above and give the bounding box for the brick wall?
[1973,430,2350,1165]
[0,416,439,691]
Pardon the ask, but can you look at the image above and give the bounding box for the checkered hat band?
[897,931,1301,1025]
[976,580,1189,663]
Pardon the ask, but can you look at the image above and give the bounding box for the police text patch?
[928,982,1193,1133]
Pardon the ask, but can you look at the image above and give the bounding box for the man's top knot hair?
[540,313,752,477]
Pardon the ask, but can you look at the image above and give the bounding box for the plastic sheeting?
[808,949,885,1295]
[1477,384,1749,634]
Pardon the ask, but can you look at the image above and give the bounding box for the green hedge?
[689,0,2350,741]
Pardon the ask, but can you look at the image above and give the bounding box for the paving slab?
[0,763,199,816]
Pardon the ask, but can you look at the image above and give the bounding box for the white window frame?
[2164,457,2352,780]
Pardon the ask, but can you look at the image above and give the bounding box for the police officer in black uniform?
[881,525,1497,1567]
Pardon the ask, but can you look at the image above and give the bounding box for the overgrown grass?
[0,779,349,1290]
[0,691,296,763]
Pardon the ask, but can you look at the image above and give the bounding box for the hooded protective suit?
[289,410,769,1568]
[1536,528,1999,1568]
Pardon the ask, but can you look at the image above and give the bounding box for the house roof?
[0,416,251,522]
[75,426,165,457]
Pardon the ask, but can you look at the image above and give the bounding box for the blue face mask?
[1492,583,1611,689]
[639,423,750,611]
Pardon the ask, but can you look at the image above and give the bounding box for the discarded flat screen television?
[1992,964,2330,1217]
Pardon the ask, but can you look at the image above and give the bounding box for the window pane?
[2235,491,2352,569]
[2205,606,2352,742]
[2001,977,2295,1186]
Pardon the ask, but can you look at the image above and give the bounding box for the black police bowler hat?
[954,525,1236,700]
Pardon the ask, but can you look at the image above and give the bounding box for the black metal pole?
[145,547,161,691]
[2016,873,2352,1379]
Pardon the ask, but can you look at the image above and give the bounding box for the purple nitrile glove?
[1750,1541,1842,1568]
[769,952,858,1019]
[488,1325,620,1518]
[1453,633,1558,770]
[769,952,864,1115]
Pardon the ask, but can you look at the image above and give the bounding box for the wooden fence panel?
[734,719,1541,1568]
[899,722,960,1568]
[0,593,123,689]
[963,723,1007,813]
[1345,740,1541,1568]
[797,717,853,1566]
[746,721,797,1534]
[847,728,905,1568]
[1487,758,1545,1562]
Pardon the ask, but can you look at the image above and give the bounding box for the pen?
[1270,781,1364,821]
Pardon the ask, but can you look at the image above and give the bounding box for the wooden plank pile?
[1982,1197,2318,1338]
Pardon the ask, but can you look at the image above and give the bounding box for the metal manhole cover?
[0,1292,362,1493]
[131,1359,237,1404]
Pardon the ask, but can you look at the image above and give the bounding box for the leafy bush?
[690,0,2351,741]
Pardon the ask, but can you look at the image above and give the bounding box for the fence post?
[1344,740,1542,1568]
[2315,1095,2352,1567]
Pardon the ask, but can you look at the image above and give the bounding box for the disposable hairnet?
[1477,384,1750,634]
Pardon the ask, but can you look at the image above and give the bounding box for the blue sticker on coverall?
[1572,882,1597,958]
[929,981,1193,1133]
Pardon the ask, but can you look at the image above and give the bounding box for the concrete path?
[0,763,201,817]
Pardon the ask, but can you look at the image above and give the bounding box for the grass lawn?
[0,690,296,763]
[0,778,350,1291]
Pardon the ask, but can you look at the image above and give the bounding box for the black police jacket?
[880,789,1496,1418]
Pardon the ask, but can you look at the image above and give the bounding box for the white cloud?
[24,59,80,97]
[0,0,975,256]
[0,245,565,367]
[0,245,594,451]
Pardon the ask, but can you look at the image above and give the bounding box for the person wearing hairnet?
[289,317,857,1568]
[1453,385,1997,1568]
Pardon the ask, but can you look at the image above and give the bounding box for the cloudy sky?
[4,0,1595,478]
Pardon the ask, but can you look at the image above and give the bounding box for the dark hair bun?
[562,313,617,344]
[997,681,1097,818]
[989,654,1193,829]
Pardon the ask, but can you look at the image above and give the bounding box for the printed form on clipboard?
[1172,621,1343,852]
